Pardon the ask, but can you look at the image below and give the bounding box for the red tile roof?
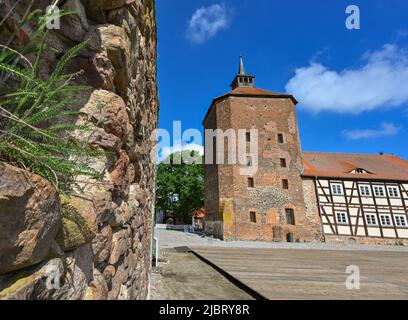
[302,152,408,181]
[222,87,298,104]
[203,87,297,125]
[192,208,205,219]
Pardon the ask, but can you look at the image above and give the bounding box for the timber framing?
[310,176,408,240]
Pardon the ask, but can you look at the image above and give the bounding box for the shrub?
[0,7,103,192]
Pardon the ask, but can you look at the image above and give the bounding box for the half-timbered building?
[302,153,408,244]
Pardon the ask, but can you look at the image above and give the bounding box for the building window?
[247,157,252,167]
[331,183,343,195]
[280,158,287,168]
[250,211,257,223]
[246,132,251,142]
[336,212,348,224]
[387,186,400,198]
[285,208,295,225]
[212,137,217,165]
[380,215,392,227]
[277,133,284,144]
[351,168,370,174]
[282,179,289,190]
[359,185,371,196]
[373,186,385,197]
[365,214,378,226]
[248,177,254,188]
[394,215,407,227]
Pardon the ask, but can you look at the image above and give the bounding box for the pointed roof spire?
[231,55,255,89]
[239,55,245,75]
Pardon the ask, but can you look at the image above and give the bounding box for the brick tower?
[203,57,322,242]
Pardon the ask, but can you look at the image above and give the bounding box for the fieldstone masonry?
[0,0,157,300]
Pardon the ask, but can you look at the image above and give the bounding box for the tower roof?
[230,55,255,89]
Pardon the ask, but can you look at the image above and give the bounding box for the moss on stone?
[56,196,96,251]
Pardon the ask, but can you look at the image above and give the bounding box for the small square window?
[336,212,348,224]
[250,211,257,223]
[365,214,377,226]
[380,215,392,226]
[277,134,284,144]
[387,186,399,198]
[373,186,385,197]
[248,177,254,188]
[331,184,343,195]
[280,158,287,168]
[282,179,289,190]
[359,185,371,196]
[395,215,407,227]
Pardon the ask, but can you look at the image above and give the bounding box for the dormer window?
[350,168,371,174]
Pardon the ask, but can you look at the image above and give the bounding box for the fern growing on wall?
[0,7,103,192]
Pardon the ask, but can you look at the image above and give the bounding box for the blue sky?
[156,0,408,160]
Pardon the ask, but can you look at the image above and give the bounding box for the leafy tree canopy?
[156,150,204,223]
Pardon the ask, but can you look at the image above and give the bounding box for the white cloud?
[342,122,401,140]
[285,44,408,114]
[186,4,231,44]
[159,143,204,163]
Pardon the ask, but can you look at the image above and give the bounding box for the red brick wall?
[204,94,323,242]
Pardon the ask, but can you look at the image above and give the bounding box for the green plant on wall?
[0,7,103,192]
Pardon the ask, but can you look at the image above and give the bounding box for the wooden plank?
[191,247,408,300]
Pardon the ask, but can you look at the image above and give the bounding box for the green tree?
[156,150,204,224]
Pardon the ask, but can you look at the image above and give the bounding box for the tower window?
[247,157,252,167]
[213,137,217,165]
[246,132,251,142]
[250,211,257,223]
[285,209,295,225]
[277,133,284,144]
[280,158,287,168]
[248,177,254,188]
[282,179,289,190]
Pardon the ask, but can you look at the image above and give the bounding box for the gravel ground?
[154,228,408,252]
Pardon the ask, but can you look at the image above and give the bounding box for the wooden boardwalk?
[192,247,408,300]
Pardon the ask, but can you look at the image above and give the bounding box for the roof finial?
[239,55,245,75]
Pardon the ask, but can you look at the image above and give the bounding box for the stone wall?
[0,0,158,300]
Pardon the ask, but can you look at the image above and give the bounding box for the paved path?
[152,229,408,300]
[150,248,253,300]
[155,229,408,252]
[192,247,408,300]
